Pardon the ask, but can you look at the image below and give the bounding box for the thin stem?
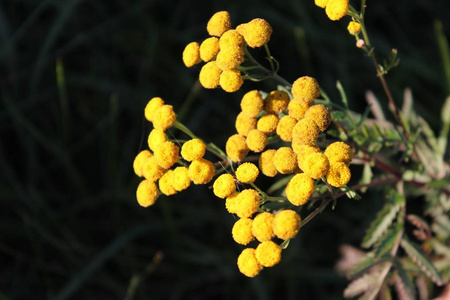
[173,120,198,139]
[264,44,276,73]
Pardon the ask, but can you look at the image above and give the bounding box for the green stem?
[250,182,268,199]
[264,44,276,73]
[173,120,198,139]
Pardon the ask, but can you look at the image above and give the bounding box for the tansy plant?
[133,3,450,298]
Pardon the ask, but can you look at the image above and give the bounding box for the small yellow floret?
[276,115,297,142]
[159,170,177,196]
[324,141,353,165]
[315,0,330,8]
[235,189,260,218]
[226,134,249,162]
[133,150,152,177]
[182,42,201,67]
[347,21,361,35]
[142,156,165,182]
[286,173,314,206]
[292,118,320,146]
[207,11,231,37]
[258,149,278,177]
[154,141,179,169]
[171,166,191,192]
[241,90,263,118]
[255,241,281,267]
[148,129,167,152]
[235,112,257,137]
[199,37,220,62]
[181,139,206,162]
[153,105,176,131]
[144,97,164,122]
[237,248,263,277]
[326,162,351,187]
[304,104,331,132]
[225,192,239,214]
[273,147,297,174]
[293,144,321,160]
[252,212,274,242]
[199,61,222,89]
[246,129,267,153]
[136,179,158,207]
[219,29,244,49]
[236,162,259,183]
[257,113,279,135]
[215,47,244,71]
[288,98,310,120]
[264,90,290,115]
[291,76,320,104]
[301,152,330,179]
[213,174,236,198]
[273,210,301,240]
[240,18,272,48]
[220,69,243,93]
[188,158,215,184]
[325,0,349,21]
[232,218,255,245]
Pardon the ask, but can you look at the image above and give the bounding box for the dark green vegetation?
[0,0,449,299]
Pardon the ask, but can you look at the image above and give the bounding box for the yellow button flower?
[304,104,331,132]
[288,98,310,120]
[264,90,290,115]
[199,37,220,62]
[154,141,179,169]
[220,69,243,93]
[237,248,263,277]
[347,21,361,35]
[226,134,249,162]
[213,173,236,198]
[144,97,164,122]
[291,76,320,104]
[207,11,231,37]
[235,189,260,218]
[142,156,165,182]
[136,179,158,207]
[232,218,255,245]
[301,152,330,179]
[153,105,177,131]
[199,61,222,89]
[188,158,215,184]
[286,173,314,206]
[236,162,259,183]
[296,144,321,170]
[324,141,353,165]
[258,149,278,177]
[241,90,264,118]
[171,166,191,192]
[326,162,351,187]
[148,128,167,152]
[182,42,201,67]
[181,139,206,162]
[219,29,244,49]
[273,147,297,174]
[315,0,330,8]
[276,115,297,142]
[252,212,274,242]
[215,46,244,71]
[225,191,239,214]
[273,209,301,240]
[235,112,257,137]
[133,150,152,177]
[257,113,279,135]
[255,241,281,267]
[292,118,320,146]
[158,170,177,196]
[239,18,272,48]
[246,129,267,153]
[325,0,349,21]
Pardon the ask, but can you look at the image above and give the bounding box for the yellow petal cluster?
[199,37,220,62]
[181,139,206,162]
[258,149,278,177]
[207,11,231,37]
[154,141,179,169]
[241,90,263,117]
[144,97,164,122]
[255,241,281,267]
[213,174,236,198]
[220,69,243,93]
[188,159,215,184]
[252,212,274,242]
[292,118,320,146]
[235,112,257,136]
[235,189,260,218]
[235,162,259,183]
[142,156,165,182]
[347,21,362,35]
[273,210,301,240]
[304,104,331,132]
[238,18,273,48]
[153,105,176,131]
[325,0,349,21]
[301,152,330,179]
[291,76,321,104]
[133,150,152,177]
[199,61,222,89]
[285,173,314,206]
[273,147,297,174]
[246,129,267,153]
[182,42,201,67]
[237,248,263,277]
[226,134,249,162]
[326,162,351,187]
[276,115,297,142]
[264,90,290,115]
[324,141,353,165]
[136,179,158,207]
[171,166,191,192]
[232,218,255,245]
[148,129,167,152]
[159,170,177,196]
[288,99,310,120]
[257,113,279,135]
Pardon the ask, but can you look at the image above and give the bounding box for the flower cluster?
[315,0,350,21]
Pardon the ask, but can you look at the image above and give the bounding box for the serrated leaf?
[394,260,416,300]
[349,255,389,278]
[343,272,380,298]
[374,228,401,258]
[400,237,443,285]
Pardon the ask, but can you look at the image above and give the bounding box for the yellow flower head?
[154,141,179,169]
[324,141,353,165]
[276,115,297,142]
[293,144,321,160]
[241,90,264,118]
[199,61,222,89]
[291,76,320,104]
[144,97,164,122]
[181,138,206,162]
[264,90,290,115]
[239,18,273,48]
[304,104,331,132]
[255,241,281,267]
[288,98,310,120]
[220,69,243,93]
[292,118,320,146]
[188,158,215,184]
[235,189,260,218]
[225,191,240,214]
[325,0,349,21]
[219,29,244,49]
[153,105,177,131]
[171,166,191,192]
[207,11,231,37]
[159,170,177,196]
[273,209,301,240]
[235,112,257,137]
[148,128,167,152]
[315,0,330,8]
[213,173,236,198]
[286,173,314,206]
[326,162,351,187]
[301,152,330,179]
[199,37,220,62]
[232,218,255,245]
[133,150,152,177]
[246,129,267,153]
[273,147,297,174]
[258,149,278,177]
[236,162,259,183]
[136,179,158,207]
[215,46,245,71]
[252,212,274,242]
[182,42,202,67]
[257,113,279,135]
[237,248,263,277]
[142,156,165,182]
[347,21,362,35]
[226,134,249,162]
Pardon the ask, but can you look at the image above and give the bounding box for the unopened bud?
[356,39,365,48]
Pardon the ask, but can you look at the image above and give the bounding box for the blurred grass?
[0,0,449,299]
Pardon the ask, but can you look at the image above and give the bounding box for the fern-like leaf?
[394,260,416,300]
[343,272,380,298]
[374,227,402,258]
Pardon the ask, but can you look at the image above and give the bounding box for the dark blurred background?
[0,0,449,299]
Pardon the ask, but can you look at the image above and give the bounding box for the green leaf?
[349,254,389,278]
[266,175,293,194]
[394,260,416,300]
[400,237,443,285]
[339,185,361,200]
[359,163,373,193]
[374,228,401,258]
[343,272,380,298]
[336,80,349,108]
[331,110,346,121]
